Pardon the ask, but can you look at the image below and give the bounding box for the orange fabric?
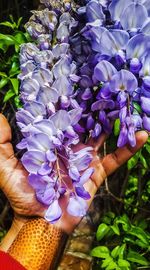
[0,250,26,270]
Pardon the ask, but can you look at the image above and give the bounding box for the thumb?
[0,114,12,144]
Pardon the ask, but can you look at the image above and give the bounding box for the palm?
[0,114,148,232]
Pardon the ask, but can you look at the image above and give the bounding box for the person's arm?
[0,114,148,270]
[8,218,67,270]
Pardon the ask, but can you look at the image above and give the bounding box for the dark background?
[0,0,39,22]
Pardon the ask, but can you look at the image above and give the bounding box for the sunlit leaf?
[0,78,9,88]
[96,223,110,241]
[3,89,15,102]
[91,246,110,258]
[127,151,140,170]
[127,250,149,266]
[10,78,19,94]
[111,246,120,258]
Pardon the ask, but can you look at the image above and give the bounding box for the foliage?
[91,212,150,270]
[0,15,31,108]
[91,127,150,270]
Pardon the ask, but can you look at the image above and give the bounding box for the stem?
[55,149,62,182]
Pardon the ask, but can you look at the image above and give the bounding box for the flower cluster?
[16,0,94,223]
[71,0,150,147]
[17,0,150,222]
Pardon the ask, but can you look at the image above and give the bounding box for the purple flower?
[142,76,150,93]
[140,51,150,77]
[16,0,150,223]
[120,3,148,32]
[109,0,131,22]
[69,147,93,172]
[126,34,147,60]
[142,18,150,35]
[45,200,62,223]
[109,70,138,95]
[143,114,150,131]
[117,122,128,147]
[21,150,51,175]
[130,58,142,74]
[141,96,150,114]
[86,0,105,23]
[94,60,117,82]
[67,195,88,217]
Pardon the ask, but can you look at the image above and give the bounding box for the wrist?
[0,217,27,252]
[8,218,68,270]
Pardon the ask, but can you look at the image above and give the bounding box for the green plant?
[91,212,150,270]
[91,127,150,270]
[0,15,31,108]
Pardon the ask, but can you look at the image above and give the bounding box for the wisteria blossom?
[16,0,150,223]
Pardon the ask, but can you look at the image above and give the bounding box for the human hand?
[0,113,148,234]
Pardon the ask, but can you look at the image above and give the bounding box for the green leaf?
[0,34,15,46]
[17,17,23,28]
[102,212,115,224]
[127,151,140,170]
[0,78,9,88]
[128,226,149,245]
[114,119,120,136]
[9,61,20,77]
[111,224,120,235]
[127,250,149,266]
[133,102,142,114]
[0,21,16,29]
[14,32,27,44]
[0,72,7,77]
[135,239,149,249]
[0,42,8,52]
[3,89,15,102]
[101,257,113,268]
[139,155,148,169]
[124,237,136,245]
[106,261,118,270]
[115,215,131,231]
[111,246,120,259]
[9,15,15,23]
[14,96,22,108]
[91,246,110,258]
[145,143,150,154]
[118,259,130,267]
[10,78,19,94]
[15,44,20,53]
[96,223,110,241]
[118,244,126,259]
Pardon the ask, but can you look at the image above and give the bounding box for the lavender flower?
[16,0,150,223]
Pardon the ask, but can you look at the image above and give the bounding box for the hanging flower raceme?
[16,0,150,223]
[16,0,94,223]
[68,0,150,147]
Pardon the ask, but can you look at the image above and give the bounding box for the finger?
[101,131,148,177]
[0,114,12,144]
[87,133,108,152]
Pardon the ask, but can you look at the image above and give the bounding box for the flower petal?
[80,168,94,185]
[75,186,91,200]
[94,60,117,82]
[21,150,46,174]
[67,196,87,217]
[45,200,62,223]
